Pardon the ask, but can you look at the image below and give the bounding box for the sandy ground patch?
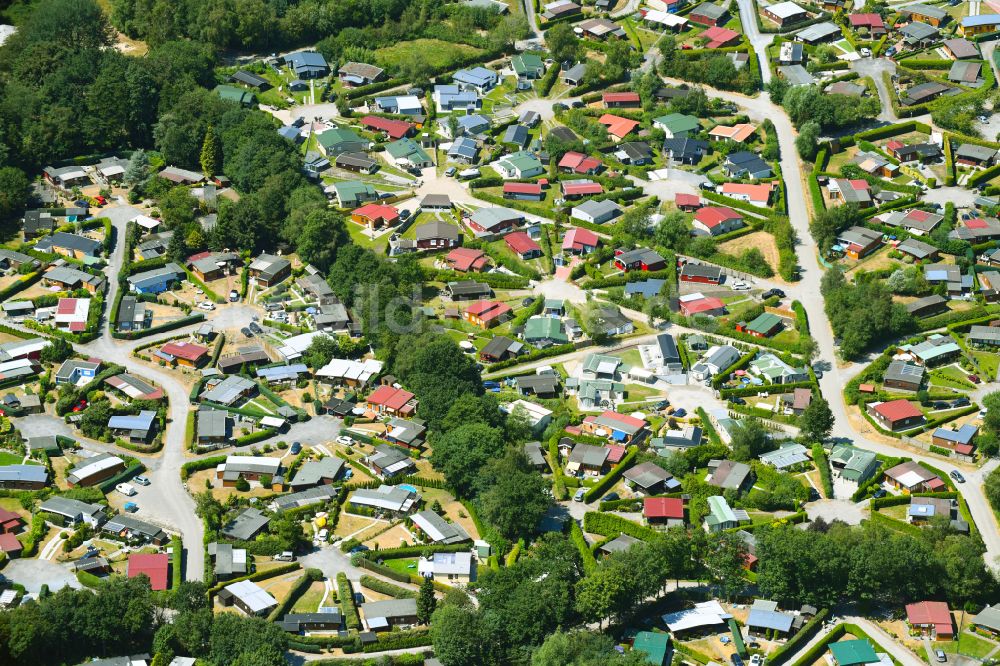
[718,231,781,275]
[333,513,379,538]
[364,523,413,550]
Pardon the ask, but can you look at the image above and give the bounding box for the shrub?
[582,511,658,541]
[583,446,637,503]
[359,575,416,599]
[337,572,361,630]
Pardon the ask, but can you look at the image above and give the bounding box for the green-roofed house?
[737,312,783,338]
[653,113,702,139]
[317,127,371,157]
[512,54,546,79]
[524,316,568,347]
[704,495,750,532]
[495,150,545,179]
[829,443,880,485]
[332,181,378,208]
[750,352,809,384]
[633,631,672,666]
[543,299,565,316]
[215,85,256,107]
[830,640,879,666]
[386,137,433,168]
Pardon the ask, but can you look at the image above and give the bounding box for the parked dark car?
[241,327,253,338]
[950,470,965,483]
[249,322,263,334]
[872,488,887,499]
[762,288,785,299]
[290,442,302,455]
[604,493,620,502]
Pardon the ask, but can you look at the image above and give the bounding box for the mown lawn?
[929,364,976,390]
[375,39,484,73]
[972,351,999,380]
[0,450,22,465]
[933,632,997,659]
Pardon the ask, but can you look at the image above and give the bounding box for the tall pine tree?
[417,576,436,624]
[200,126,221,179]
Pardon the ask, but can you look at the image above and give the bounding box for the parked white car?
[336,435,354,446]
[116,483,137,497]
[198,301,215,311]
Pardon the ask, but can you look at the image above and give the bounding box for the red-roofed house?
[562,180,604,198]
[693,206,744,236]
[676,193,701,211]
[603,91,641,108]
[644,497,687,526]
[702,26,741,48]
[558,151,603,175]
[55,298,90,333]
[0,532,22,556]
[598,114,640,140]
[605,444,627,464]
[445,247,489,272]
[128,553,169,591]
[504,232,542,259]
[464,300,513,329]
[848,13,886,35]
[351,203,400,230]
[867,399,925,431]
[563,227,600,254]
[720,182,775,208]
[158,341,209,368]
[680,295,726,316]
[360,115,414,139]
[503,182,544,201]
[906,601,954,638]
[367,385,417,416]
[0,509,23,534]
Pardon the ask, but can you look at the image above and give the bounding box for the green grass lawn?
[0,450,23,465]
[972,351,999,380]
[375,39,484,73]
[624,383,660,402]
[291,581,327,613]
[383,557,420,576]
[346,220,391,253]
[929,364,976,390]
[933,632,997,659]
[614,348,643,368]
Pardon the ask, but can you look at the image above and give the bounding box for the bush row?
[359,574,416,599]
[583,446,637,503]
[337,572,361,631]
[582,510,658,541]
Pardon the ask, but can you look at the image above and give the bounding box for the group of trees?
[768,82,881,131]
[109,0,442,51]
[431,529,731,666]
[659,36,759,95]
[821,267,915,360]
[757,521,996,607]
[0,577,287,666]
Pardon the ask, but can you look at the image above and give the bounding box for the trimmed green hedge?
[181,455,226,480]
[360,574,416,599]
[584,446,637,503]
[812,444,834,499]
[337,572,360,631]
[570,519,597,574]
[768,608,830,666]
[267,568,324,621]
[582,510,658,541]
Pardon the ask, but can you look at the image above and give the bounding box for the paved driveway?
[4,558,81,593]
[805,499,866,525]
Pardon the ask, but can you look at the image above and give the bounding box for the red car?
[969,375,981,384]
[92,195,107,206]
[72,399,88,412]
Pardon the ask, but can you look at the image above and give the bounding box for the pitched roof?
[127,553,169,591]
[695,206,743,229]
[598,114,640,138]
